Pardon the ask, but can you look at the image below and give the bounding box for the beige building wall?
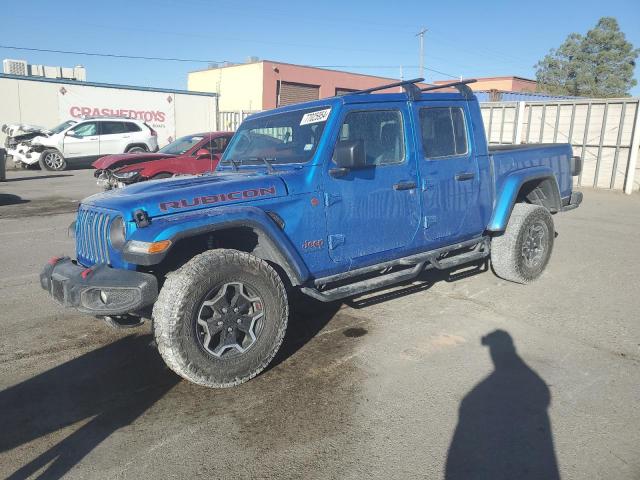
[188,63,264,112]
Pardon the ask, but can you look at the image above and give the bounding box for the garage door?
[278,82,320,106]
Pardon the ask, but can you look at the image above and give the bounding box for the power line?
[0,44,232,64]
[0,44,460,79]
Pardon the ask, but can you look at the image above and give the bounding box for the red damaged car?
[93,131,233,189]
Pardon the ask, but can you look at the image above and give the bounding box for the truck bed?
[489,142,574,202]
[488,143,568,153]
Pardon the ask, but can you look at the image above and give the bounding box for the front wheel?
[39,150,67,171]
[490,203,554,284]
[153,249,288,388]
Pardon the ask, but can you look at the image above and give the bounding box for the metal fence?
[480,99,640,193]
[218,110,258,132]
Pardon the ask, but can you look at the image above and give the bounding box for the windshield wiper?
[223,158,240,171]
[257,157,275,174]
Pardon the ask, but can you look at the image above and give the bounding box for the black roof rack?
[350,78,423,100]
[346,77,478,101]
[420,79,477,99]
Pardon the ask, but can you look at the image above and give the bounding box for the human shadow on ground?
[445,330,560,480]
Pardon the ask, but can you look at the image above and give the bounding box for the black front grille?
[76,206,112,265]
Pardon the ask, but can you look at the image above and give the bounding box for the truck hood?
[1,123,48,137]
[93,153,176,170]
[83,171,288,218]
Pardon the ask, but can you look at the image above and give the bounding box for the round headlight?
[109,216,126,249]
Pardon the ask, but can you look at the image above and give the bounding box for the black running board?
[301,262,426,302]
[302,238,490,302]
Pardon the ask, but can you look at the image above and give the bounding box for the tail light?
[144,122,157,137]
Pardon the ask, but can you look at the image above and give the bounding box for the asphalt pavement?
[0,169,638,479]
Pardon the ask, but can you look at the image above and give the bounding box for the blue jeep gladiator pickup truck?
[40,79,583,387]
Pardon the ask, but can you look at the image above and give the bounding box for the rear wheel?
[153,249,288,388]
[39,150,67,171]
[126,146,147,153]
[491,203,554,284]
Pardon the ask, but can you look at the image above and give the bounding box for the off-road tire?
[153,249,288,388]
[491,203,554,284]
[126,146,147,153]
[39,149,67,171]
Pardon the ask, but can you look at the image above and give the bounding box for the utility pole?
[416,27,427,80]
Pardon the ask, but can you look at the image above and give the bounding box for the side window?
[338,110,405,166]
[123,122,141,132]
[419,107,468,158]
[101,122,128,135]
[72,122,98,137]
[209,137,228,153]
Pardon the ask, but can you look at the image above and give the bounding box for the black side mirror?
[330,139,366,177]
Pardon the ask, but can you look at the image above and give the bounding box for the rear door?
[324,103,420,263]
[414,102,483,245]
[99,121,138,155]
[62,121,100,161]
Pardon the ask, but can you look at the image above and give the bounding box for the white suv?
[23,118,158,171]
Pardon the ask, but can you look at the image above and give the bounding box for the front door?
[324,104,420,263]
[414,102,483,245]
[62,121,100,161]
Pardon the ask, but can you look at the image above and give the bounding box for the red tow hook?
[48,256,63,266]
[81,266,97,279]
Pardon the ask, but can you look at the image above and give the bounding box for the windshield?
[159,135,204,155]
[50,120,77,134]
[222,106,331,166]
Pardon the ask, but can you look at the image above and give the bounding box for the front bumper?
[40,257,158,315]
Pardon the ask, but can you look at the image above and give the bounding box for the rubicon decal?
[159,186,277,211]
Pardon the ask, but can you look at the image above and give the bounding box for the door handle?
[393,181,417,191]
[455,172,475,181]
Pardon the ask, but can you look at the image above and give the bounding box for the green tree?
[535,17,639,97]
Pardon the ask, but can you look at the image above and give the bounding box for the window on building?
[419,107,468,158]
[337,110,405,166]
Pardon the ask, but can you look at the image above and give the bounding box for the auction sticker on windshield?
[300,108,331,126]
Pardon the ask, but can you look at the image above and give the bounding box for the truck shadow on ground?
[0,335,179,480]
[0,194,29,207]
[0,298,343,479]
[346,260,489,309]
[3,174,73,182]
[445,330,560,480]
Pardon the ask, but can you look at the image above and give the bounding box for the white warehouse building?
[0,73,219,147]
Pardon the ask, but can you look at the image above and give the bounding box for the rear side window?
[338,110,405,165]
[123,122,141,132]
[100,122,127,135]
[100,121,141,134]
[419,107,468,158]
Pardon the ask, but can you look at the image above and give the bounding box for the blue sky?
[2,0,639,94]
